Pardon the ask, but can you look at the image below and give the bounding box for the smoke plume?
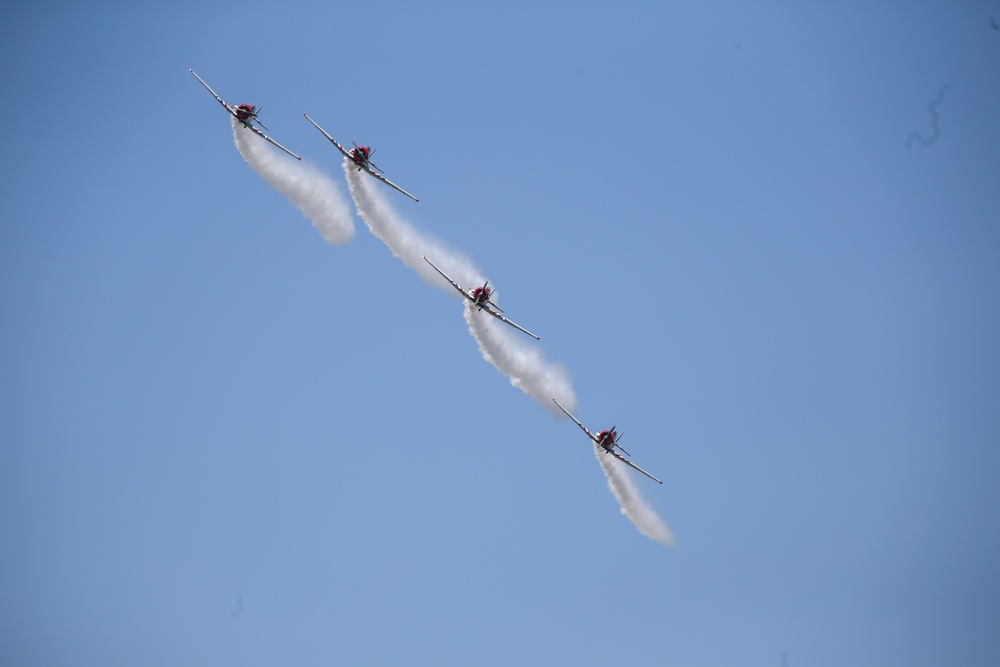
[341,159,478,285]
[232,118,355,245]
[463,303,577,414]
[594,445,674,545]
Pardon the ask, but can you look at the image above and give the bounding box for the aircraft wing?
[190,69,240,119]
[188,69,229,111]
[422,256,474,303]
[243,123,302,160]
[607,450,664,485]
[483,306,541,340]
[303,114,353,161]
[552,398,599,444]
[361,164,420,203]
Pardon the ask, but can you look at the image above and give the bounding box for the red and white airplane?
[552,398,664,484]
[422,256,540,341]
[189,69,301,160]
[303,113,419,203]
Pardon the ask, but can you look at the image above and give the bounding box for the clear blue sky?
[2,2,999,665]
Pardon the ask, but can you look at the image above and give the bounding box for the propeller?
[251,106,271,131]
[474,281,490,310]
[367,147,385,173]
[350,142,383,171]
[613,430,632,457]
[487,286,504,313]
[476,280,505,312]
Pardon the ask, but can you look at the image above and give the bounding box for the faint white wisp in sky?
[343,161,577,415]
[232,118,356,246]
[594,444,674,545]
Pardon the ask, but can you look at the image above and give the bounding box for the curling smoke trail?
[594,445,674,545]
[232,118,355,246]
[343,158,670,543]
[341,159,478,286]
[463,303,577,415]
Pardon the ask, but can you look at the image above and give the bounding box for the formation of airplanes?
[422,256,540,340]
[190,69,419,201]
[191,68,664,488]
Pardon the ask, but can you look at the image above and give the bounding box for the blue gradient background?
[2,2,998,665]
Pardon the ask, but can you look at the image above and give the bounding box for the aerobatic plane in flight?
[422,256,540,341]
[552,398,664,484]
[189,69,301,160]
[303,113,419,202]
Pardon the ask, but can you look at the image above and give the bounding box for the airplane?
[422,255,541,341]
[189,69,301,160]
[552,398,664,485]
[303,113,419,202]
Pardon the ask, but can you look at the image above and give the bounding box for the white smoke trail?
[232,118,355,246]
[344,161,577,414]
[342,159,478,286]
[594,445,674,545]
[344,158,670,544]
[463,303,577,415]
